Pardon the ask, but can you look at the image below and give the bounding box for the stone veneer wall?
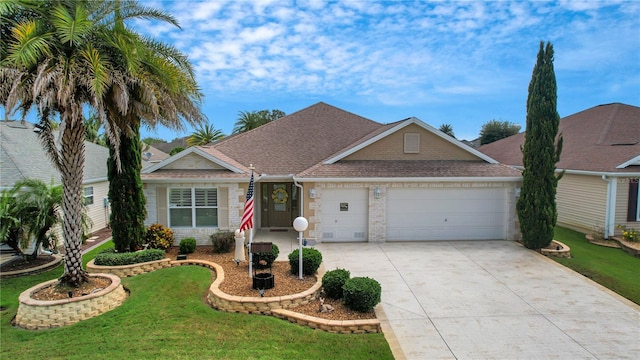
[86,258,172,277]
[15,274,127,330]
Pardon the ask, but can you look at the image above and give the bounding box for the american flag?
[239,171,254,232]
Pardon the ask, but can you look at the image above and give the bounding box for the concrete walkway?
[256,231,640,360]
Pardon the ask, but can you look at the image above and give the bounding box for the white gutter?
[601,175,617,239]
[292,175,304,218]
[296,176,522,183]
[510,165,640,178]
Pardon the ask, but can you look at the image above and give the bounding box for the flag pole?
[244,165,255,278]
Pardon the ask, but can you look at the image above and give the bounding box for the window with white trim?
[84,186,94,205]
[169,188,218,227]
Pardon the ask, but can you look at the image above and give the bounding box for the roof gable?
[478,103,640,173]
[142,146,247,174]
[325,117,497,164]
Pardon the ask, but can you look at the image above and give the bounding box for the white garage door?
[387,187,507,241]
[320,188,368,242]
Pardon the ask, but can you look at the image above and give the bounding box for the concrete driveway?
[312,240,640,360]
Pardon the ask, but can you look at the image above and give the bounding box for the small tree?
[517,41,563,250]
[438,124,455,138]
[479,120,521,145]
[108,126,146,253]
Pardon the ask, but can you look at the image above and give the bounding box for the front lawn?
[553,227,640,305]
[0,243,393,360]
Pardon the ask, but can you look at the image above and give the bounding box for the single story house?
[0,121,111,234]
[479,103,640,238]
[142,102,522,244]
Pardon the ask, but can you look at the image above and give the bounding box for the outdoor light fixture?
[293,216,309,280]
[374,187,381,199]
[309,188,316,198]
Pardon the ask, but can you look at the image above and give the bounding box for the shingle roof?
[478,103,640,173]
[211,102,383,175]
[298,160,521,178]
[1,121,109,188]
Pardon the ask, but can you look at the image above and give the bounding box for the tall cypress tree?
[108,124,147,253]
[517,41,563,250]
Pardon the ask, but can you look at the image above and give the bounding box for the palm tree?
[11,179,63,260]
[0,0,203,285]
[102,7,204,253]
[187,124,225,147]
[233,110,262,134]
[439,124,455,138]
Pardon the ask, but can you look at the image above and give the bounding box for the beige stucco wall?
[555,173,607,234]
[163,153,226,170]
[344,124,480,161]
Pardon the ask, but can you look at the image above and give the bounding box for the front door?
[261,183,296,228]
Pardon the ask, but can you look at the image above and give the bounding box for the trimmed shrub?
[252,243,279,269]
[144,224,174,250]
[322,268,351,299]
[288,248,322,276]
[98,248,117,254]
[343,277,382,312]
[210,231,235,253]
[94,249,165,266]
[179,237,197,254]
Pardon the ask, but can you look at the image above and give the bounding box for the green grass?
[0,242,393,360]
[553,227,640,305]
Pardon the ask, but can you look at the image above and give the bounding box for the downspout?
[602,175,617,239]
[292,175,303,218]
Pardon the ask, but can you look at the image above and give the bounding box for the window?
[404,133,420,153]
[84,187,94,205]
[169,188,218,227]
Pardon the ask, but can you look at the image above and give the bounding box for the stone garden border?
[14,273,127,330]
[540,240,571,258]
[14,257,380,333]
[87,259,382,334]
[0,254,63,279]
[86,258,172,277]
[586,234,640,257]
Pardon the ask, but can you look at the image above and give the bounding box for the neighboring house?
[0,121,111,234]
[141,144,170,168]
[141,102,522,245]
[479,103,640,238]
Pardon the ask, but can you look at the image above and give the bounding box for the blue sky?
[6,1,640,142]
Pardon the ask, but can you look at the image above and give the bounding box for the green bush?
[288,248,322,276]
[98,248,117,254]
[322,268,351,299]
[252,243,279,269]
[94,249,165,266]
[210,231,235,253]
[179,238,197,254]
[144,224,174,250]
[343,277,381,312]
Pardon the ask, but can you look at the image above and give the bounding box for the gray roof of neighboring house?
[141,144,170,169]
[0,121,109,188]
[478,103,640,173]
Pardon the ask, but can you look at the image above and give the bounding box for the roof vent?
[143,152,152,161]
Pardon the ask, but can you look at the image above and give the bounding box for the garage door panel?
[387,188,506,241]
[321,189,368,242]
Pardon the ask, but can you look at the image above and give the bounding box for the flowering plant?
[616,224,639,242]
